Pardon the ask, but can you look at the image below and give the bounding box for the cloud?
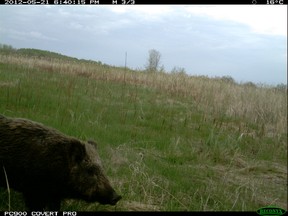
[29,31,58,41]
[106,5,287,36]
[1,28,58,42]
[107,5,173,22]
[184,5,287,36]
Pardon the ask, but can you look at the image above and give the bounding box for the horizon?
[1,44,287,88]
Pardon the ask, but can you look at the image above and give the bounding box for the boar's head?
[67,140,122,205]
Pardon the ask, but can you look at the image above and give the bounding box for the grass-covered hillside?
[0,46,287,211]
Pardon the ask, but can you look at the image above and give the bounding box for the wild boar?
[0,115,121,210]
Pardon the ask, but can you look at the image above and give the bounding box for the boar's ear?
[69,141,86,163]
[87,140,97,149]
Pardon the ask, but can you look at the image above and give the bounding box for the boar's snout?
[98,190,122,206]
[110,191,122,205]
[100,190,122,205]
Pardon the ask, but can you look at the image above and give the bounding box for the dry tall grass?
[1,54,286,137]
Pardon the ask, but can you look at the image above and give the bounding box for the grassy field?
[0,48,287,211]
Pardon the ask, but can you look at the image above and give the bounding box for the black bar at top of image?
[0,0,287,4]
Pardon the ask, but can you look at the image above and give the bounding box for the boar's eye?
[87,166,99,175]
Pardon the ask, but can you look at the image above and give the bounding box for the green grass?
[0,49,287,211]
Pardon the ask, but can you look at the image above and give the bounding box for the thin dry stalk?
[3,166,11,211]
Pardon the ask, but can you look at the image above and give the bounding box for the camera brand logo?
[256,206,286,216]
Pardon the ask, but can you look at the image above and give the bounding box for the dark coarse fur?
[0,115,121,211]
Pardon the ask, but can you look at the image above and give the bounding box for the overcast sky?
[0,5,287,85]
